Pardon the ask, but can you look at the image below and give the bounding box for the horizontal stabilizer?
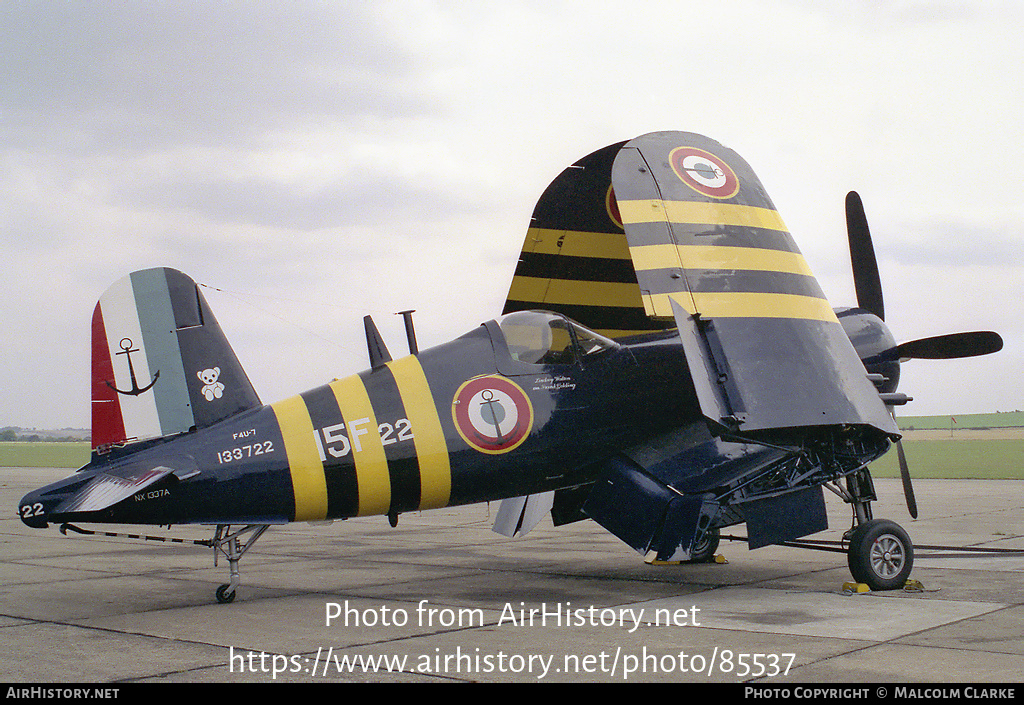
[492,492,554,537]
[54,465,175,515]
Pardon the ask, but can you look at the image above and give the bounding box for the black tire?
[216,584,236,604]
[687,527,721,563]
[847,519,913,590]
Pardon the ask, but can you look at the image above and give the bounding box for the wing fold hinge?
[671,300,745,432]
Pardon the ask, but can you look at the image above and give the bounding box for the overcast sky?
[2,1,1022,430]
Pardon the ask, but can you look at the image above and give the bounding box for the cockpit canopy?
[497,311,617,366]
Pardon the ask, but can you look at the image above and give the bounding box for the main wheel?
[687,527,721,563]
[847,519,913,590]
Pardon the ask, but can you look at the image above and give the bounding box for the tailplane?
[91,268,260,454]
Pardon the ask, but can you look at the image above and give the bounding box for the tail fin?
[91,268,260,453]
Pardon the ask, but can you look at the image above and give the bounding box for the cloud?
[0,3,438,154]
[2,1,1022,427]
[115,169,493,231]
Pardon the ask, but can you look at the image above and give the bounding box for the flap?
[492,491,555,538]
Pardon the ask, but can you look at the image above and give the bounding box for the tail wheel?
[847,519,913,590]
[216,584,236,604]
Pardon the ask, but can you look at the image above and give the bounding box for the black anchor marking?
[479,389,507,443]
[106,338,160,396]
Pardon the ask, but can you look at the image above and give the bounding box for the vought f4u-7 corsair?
[19,131,1003,603]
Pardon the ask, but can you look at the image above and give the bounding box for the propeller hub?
[836,307,900,393]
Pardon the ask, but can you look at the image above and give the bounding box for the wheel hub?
[870,534,905,577]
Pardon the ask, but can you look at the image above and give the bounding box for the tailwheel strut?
[211,524,269,604]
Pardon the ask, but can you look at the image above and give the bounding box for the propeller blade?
[895,438,918,519]
[845,191,885,320]
[864,331,1004,364]
[896,331,1003,360]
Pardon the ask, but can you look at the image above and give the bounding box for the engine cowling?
[836,307,899,394]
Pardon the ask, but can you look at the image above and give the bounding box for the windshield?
[497,311,616,365]
[573,323,617,357]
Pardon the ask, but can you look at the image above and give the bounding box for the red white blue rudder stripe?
[91,268,261,453]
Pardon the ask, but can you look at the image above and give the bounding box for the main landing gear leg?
[840,471,914,591]
[212,524,269,604]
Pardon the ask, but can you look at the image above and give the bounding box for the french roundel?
[669,146,740,199]
[452,375,534,454]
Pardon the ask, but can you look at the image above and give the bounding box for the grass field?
[898,411,1024,430]
[0,442,90,469]
[868,438,1024,480]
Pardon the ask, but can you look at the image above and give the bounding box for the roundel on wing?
[669,146,740,199]
[452,375,534,454]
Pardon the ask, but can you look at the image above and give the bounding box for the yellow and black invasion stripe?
[328,374,392,517]
[271,394,328,522]
[599,132,902,435]
[386,356,450,510]
[270,356,451,522]
[612,136,838,325]
[503,141,668,339]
